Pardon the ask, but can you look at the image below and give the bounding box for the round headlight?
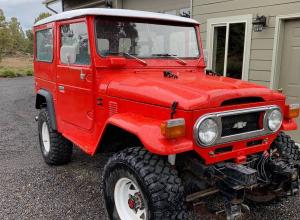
[197,118,219,146]
[267,109,283,131]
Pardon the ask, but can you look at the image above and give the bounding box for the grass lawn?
[0,55,34,78]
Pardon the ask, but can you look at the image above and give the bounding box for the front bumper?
[194,133,278,165]
[192,102,296,165]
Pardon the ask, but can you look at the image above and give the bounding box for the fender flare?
[103,113,193,155]
[36,89,57,130]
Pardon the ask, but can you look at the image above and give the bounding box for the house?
[43,0,191,17]
[42,0,300,141]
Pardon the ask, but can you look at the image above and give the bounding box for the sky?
[1,0,62,30]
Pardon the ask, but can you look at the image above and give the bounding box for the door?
[207,15,252,81]
[278,19,300,142]
[56,20,94,131]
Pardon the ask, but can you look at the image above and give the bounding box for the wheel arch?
[36,89,57,130]
[96,123,143,154]
[94,113,193,155]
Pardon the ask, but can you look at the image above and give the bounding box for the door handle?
[80,70,86,80]
[58,85,64,91]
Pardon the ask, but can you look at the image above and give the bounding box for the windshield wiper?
[152,53,187,66]
[107,52,147,66]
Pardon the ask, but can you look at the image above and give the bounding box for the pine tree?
[0,9,9,61]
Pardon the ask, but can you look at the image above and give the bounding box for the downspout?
[190,0,193,18]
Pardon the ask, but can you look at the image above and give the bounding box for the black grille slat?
[221,112,262,137]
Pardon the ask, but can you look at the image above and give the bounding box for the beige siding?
[193,0,300,87]
[63,0,190,14]
[122,0,190,14]
[249,70,271,81]
[252,39,274,50]
[249,80,270,87]
[250,50,273,61]
[63,0,110,10]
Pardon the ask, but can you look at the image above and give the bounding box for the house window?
[36,28,53,62]
[207,15,252,80]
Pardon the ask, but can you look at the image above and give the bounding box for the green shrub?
[0,68,34,78]
[0,69,16,78]
[15,72,23,77]
[25,69,34,76]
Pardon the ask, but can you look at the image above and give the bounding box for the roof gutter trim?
[34,8,199,27]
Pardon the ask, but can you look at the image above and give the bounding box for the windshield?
[95,17,200,59]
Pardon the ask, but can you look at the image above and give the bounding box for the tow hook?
[35,116,39,122]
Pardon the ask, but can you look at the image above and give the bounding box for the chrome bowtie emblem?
[233,121,247,129]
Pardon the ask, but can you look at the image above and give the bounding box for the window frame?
[58,19,91,67]
[206,15,253,81]
[94,16,201,60]
[35,28,54,63]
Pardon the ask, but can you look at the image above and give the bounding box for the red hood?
[106,71,284,110]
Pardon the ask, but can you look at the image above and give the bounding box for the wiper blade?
[107,52,147,66]
[152,53,187,65]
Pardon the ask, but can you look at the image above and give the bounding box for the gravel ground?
[0,77,300,220]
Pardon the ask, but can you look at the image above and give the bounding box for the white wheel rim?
[42,122,50,153]
[114,177,148,220]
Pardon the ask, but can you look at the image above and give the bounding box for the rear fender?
[36,89,57,130]
[104,113,193,155]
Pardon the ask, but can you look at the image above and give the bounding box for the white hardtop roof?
[34,8,199,27]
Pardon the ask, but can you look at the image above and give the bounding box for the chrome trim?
[193,105,282,147]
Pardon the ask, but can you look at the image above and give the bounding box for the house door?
[207,15,252,81]
[278,19,300,142]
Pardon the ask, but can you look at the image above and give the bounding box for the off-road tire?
[272,131,300,165]
[103,147,188,220]
[38,108,73,165]
[246,132,300,204]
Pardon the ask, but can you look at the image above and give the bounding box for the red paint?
[34,15,297,165]
[235,156,247,164]
[128,198,135,210]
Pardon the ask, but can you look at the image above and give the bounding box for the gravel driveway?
[0,77,299,220]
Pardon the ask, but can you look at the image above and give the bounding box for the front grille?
[221,112,262,137]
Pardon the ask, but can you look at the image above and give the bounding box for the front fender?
[281,118,298,131]
[106,113,193,155]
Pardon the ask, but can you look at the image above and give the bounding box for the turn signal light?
[161,118,186,139]
[287,104,300,119]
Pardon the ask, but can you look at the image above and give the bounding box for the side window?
[36,29,53,62]
[60,22,90,65]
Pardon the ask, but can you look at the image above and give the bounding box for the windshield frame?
[94,16,201,60]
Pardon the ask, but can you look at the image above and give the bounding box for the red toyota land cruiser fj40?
[34,8,300,220]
